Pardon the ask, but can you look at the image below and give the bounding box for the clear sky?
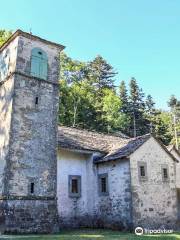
[1,0,180,109]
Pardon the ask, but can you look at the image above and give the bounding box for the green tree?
[129,77,146,137]
[0,30,12,47]
[59,52,92,128]
[88,55,118,131]
[101,88,130,133]
[59,53,130,133]
[168,95,180,149]
[88,55,117,90]
[119,80,129,113]
[153,111,173,145]
[59,51,178,147]
[145,94,156,133]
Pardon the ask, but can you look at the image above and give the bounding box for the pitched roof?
[58,126,152,161]
[96,134,151,163]
[0,29,65,53]
[58,126,179,163]
[99,134,179,163]
[58,126,130,153]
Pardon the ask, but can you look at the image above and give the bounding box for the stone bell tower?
[0,30,65,233]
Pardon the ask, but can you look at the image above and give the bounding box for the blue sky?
[1,0,180,109]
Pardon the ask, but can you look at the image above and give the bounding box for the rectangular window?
[71,179,78,193]
[69,175,81,198]
[138,162,148,181]
[98,173,109,196]
[140,166,145,177]
[30,182,34,194]
[163,168,168,179]
[162,165,169,182]
[35,96,39,105]
[101,177,107,193]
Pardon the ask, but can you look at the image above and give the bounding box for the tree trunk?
[72,99,79,127]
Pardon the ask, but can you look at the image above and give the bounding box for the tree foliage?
[119,80,129,113]
[0,30,12,47]
[167,95,180,147]
[59,53,128,133]
[101,88,129,133]
[59,51,180,147]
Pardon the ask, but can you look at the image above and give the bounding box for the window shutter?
[31,56,40,78]
[40,59,48,80]
[30,48,48,80]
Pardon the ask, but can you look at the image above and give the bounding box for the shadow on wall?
[0,48,10,82]
[0,47,12,141]
[59,214,131,231]
[0,80,13,142]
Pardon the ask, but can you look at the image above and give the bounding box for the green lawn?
[1,229,180,240]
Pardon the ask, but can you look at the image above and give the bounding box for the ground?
[1,229,180,240]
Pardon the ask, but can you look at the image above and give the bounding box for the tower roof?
[0,29,65,53]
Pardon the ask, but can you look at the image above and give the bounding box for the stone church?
[0,30,180,233]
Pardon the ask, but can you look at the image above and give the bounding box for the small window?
[69,175,81,198]
[72,179,78,193]
[138,162,148,181]
[30,183,34,194]
[162,165,169,182]
[35,96,39,105]
[140,166,145,177]
[98,173,108,196]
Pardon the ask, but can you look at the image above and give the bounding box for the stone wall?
[170,148,180,222]
[5,74,58,197]
[0,199,58,234]
[170,148,180,188]
[0,37,18,195]
[0,77,14,195]
[16,35,60,84]
[0,36,18,82]
[130,137,178,229]
[94,160,132,230]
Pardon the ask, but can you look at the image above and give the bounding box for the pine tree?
[119,81,129,113]
[129,77,146,137]
[153,111,173,145]
[88,55,117,131]
[88,55,117,90]
[146,94,155,133]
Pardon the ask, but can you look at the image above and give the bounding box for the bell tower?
[0,30,65,233]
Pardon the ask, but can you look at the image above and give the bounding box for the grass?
[1,229,180,240]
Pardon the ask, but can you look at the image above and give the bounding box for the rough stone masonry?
[0,30,64,233]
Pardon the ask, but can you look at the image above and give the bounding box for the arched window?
[30,48,48,80]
